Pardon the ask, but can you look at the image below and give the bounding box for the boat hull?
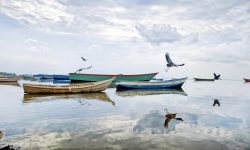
[116,77,187,89]
[23,78,114,94]
[193,78,215,81]
[69,72,158,82]
[243,78,250,82]
[0,77,19,82]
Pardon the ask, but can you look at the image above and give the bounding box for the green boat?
[69,72,158,82]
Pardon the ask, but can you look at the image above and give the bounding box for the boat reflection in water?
[116,88,187,97]
[23,92,115,106]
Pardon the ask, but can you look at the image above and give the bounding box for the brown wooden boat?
[0,77,19,82]
[0,130,3,139]
[23,78,114,94]
[243,78,250,82]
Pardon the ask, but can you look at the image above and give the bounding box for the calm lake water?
[0,79,250,150]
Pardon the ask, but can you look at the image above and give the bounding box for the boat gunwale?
[116,77,188,85]
[0,77,20,82]
[116,77,187,89]
[69,72,159,77]
[23,78,113,89]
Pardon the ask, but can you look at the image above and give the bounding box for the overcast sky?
[0,0,250,79]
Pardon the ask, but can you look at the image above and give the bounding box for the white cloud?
[135,24,183,45]
[24,38,50,52]
[1,0,74,30]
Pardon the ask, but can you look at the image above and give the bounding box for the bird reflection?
[164,108,184,128]
[78,100,91,106]
[213,99,220,107]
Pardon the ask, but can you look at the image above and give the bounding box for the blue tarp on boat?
[53,75,70,80]
[34,74,53,79]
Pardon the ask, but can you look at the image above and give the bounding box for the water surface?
[0,79,250,150]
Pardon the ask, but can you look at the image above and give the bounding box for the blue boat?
[53,75,70,80]
[116,77,188,89]
[34,74,53,79]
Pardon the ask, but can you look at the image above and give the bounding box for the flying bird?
[81,57,88,61]
[75,66,93,73]
[165,53,185,67]
[213,73,221,80]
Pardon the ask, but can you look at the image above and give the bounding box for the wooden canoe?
[23,78,114,94]
[193,78,215,81]
[0,130,3,139]
[243,78,250,82]
[116,77,187,89]
[0,77,19,82]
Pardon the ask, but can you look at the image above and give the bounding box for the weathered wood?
[0,77,19,82]
[23,78,114,94]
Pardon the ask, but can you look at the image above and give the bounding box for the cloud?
[1,0,75,33]
[24,38,50,52]
[135,24,200,45]
[0,0,250,77]
[135,24,183,45]
[200,29,243,45]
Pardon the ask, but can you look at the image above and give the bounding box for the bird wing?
[86,66,92,69]
[164,116,172,128]
[175,118,184,121]
[178,63,185,66]
[81,57,87,61]
[165,53,174,64]
[75,66,92,73]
